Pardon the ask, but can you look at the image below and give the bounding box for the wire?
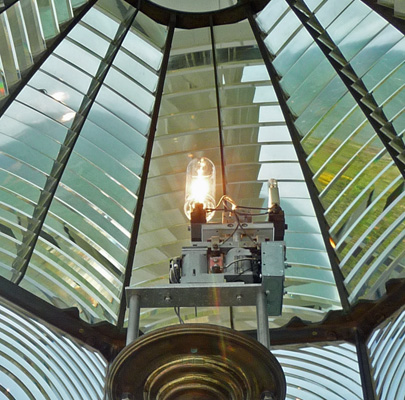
[206,198,273,218]
[205,197,271,245]
[169,267,180,283]
[222,195,237,210]
[235,210,270,216]
[229,306,234,330]
[236,205,271,210]
[224,257,254,270]
[233,211,256,243]
[206,195,237,212]
[174,306,184,324]
[206,198,273,213]
[218,211,257,245]
[227,267,253,282]
[221,221,242,245]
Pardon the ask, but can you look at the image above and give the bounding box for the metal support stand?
[125,284,274,349]
[256,290,270,349]
[126,294,141,345]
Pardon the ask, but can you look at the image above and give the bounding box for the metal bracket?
[261,241,285,316]
[126,283,271,349]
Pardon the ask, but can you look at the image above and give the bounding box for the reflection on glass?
[6,3,33,71]
[0,299,107,398]
[104,68,155,114]
[68,23,111,58]
[123,29,163,70]
[368,308,405,400]
[41,54,93,95]
[255,0,405,305]
[350,25,402,78]
[54,39,101,76]
[81,6,120,38]
[256,0,288,34]
[0,0,170,325]
[263,9,300,55]
[273,342,363,400]
[36,0,60,40]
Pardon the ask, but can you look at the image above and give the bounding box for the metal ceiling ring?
[124,0,270,28]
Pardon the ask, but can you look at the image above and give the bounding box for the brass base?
[106,324,286,400]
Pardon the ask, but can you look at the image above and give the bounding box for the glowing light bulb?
[184,157,216,221]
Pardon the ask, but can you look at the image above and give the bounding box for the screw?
[236,295,243,302]
[164,296,172,303]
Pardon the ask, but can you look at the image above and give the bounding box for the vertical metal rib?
[247,8,350,311]
[0,0,19,14]
[210,19,227,196]
[116,15,176,329]
[355,330,377,400]
[12,6,139,286]
[286,0,405,179]
[0,0,98,116]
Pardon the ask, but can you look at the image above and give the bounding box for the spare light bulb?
[268,179,280,208]
[184,157,216,221]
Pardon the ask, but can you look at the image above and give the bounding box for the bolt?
[327,331,337,340]
[261,391,275,400]
[164,296,172,303]
[375,313,385,324]
[236,295,243,302]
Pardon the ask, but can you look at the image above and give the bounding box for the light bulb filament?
[184,157,216,221]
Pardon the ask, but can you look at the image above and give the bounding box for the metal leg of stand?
[256,290,270,349]
[126,294,141,345]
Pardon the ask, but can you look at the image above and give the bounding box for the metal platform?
[125,283,271,349]
[126,283,264,308]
